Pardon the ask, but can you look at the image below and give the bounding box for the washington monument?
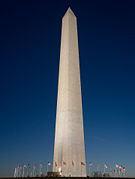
[53,8,86,177]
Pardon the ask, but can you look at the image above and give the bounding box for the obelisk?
[53,8,86,177]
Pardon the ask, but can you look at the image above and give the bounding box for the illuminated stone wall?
[53,8,86,177]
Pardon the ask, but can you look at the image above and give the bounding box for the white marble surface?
[53,8,86,177]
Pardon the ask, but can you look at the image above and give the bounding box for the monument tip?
[64,7,76,17]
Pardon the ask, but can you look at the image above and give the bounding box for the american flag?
[48,162,51,166]
[89,162,93,166]
[54,162,57,167]
[18,165,21,170]
[110,166,112,171]
[72,161,74,166]
[104,164,107,168]
[81,162,85,166]
[40,163,43,167]
[122,167,127,172]
[33,164,36,169]
[116,164,119,168]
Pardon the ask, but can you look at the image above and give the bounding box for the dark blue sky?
[0,0,135,177]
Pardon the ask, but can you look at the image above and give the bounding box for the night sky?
[0,0,135,177]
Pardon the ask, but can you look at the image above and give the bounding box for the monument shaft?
[53,8,86,177]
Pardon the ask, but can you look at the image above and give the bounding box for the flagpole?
[19,166,21,177]
[18,165,20,177]
[40,165,41,176]
[19,166,22,177]
[17,166,19,177]
[27,167,28,177]
[97,164,99,172]
[14,168,16,177]
[81,164,82,177]
[23,166,24,177]
[16,167,18,177]
[27,164,30,177]
[47,163,48,174]
[32,166,34,177]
